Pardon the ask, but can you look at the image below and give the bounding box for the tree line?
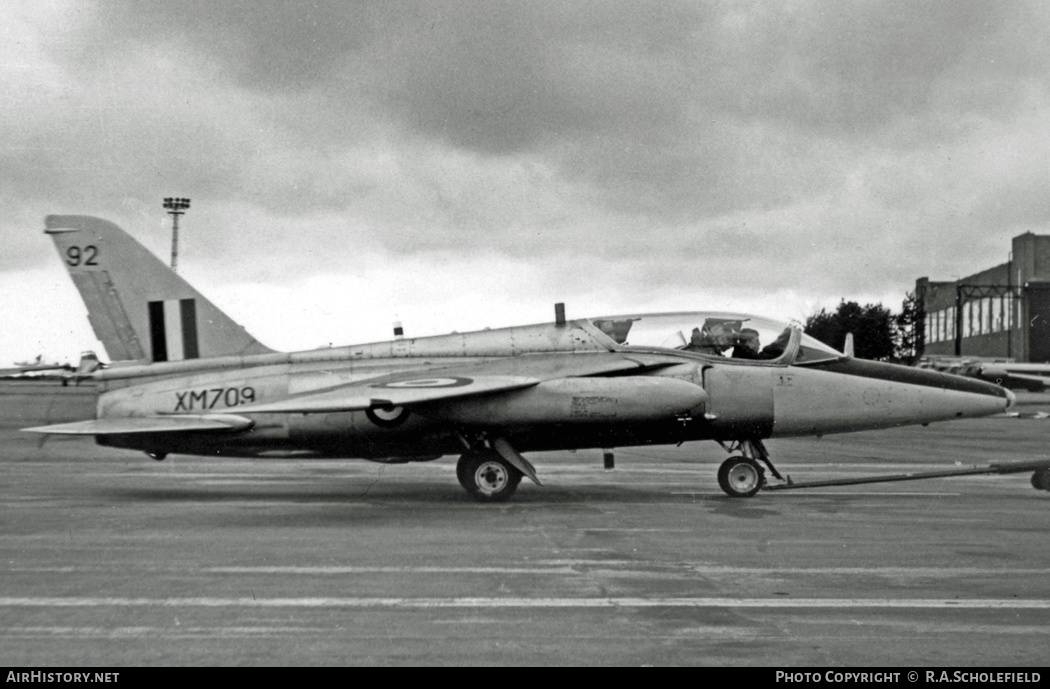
[804,293,923,364]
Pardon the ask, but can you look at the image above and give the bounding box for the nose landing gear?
[717,456,764,498]
[714,441,1050,496]
[716,439,782,498]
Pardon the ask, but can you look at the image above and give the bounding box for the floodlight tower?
[163,197,191,271]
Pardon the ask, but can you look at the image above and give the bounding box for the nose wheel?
[717,456,765,498]
[715,439,779,497]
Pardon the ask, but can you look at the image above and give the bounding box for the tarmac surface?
[1,382,1048,666]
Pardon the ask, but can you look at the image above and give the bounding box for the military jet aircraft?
[24,215,1018,501]
[919,356,1050,393]
[0,352,101,384]
[963,362,1050,393]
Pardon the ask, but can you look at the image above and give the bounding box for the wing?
[231,352,679,415]
[23,414,253,435]
[23,352,686,435]
[1001,372,1049,384]
[234,374,542,414]
[0,364,73,376]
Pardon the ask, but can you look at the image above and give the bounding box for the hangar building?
[917,232,1050,362]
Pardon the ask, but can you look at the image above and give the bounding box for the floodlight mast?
[162,197,191,271]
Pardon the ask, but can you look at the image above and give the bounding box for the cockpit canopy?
[587,312,844,365]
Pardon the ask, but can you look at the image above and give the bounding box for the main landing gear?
[455,436,543,502]
[716,439,783,498]
[1032,467,1050,492]
[456,449,523,502]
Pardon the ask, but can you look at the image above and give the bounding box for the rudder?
[45,215,274,363]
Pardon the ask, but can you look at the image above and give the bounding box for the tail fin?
[45,215,274,363]
[75,351,101,375]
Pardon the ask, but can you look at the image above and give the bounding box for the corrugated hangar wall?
[917,232,1050,363]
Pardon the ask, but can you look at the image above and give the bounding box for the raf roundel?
[365,405,410,428]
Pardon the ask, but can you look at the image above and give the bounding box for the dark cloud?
[717,2,1008,128]
[70,0,381,90]
[46,1,1049,228]
[64,2,1045,142]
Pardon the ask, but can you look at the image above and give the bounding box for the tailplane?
[45,215,274,363]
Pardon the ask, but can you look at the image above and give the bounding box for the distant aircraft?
[0,355,73,378]
[24,216,1022,500]
[920,356,1050,392]
[0,352,99,383]
[963,362,1050,393]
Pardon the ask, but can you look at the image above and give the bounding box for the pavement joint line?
[2,597,1049,609]
[7,565,1050,575]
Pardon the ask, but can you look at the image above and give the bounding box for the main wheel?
[455,455,472,491]
[717,456,764,498]
[1031,468,1050,491]
[457,451,522,502]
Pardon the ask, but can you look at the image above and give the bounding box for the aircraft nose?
[770,358,1015,437]
[1005,387,1017,410]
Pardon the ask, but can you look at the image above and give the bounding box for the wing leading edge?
[24,414,254,435]
[233,374,542,414]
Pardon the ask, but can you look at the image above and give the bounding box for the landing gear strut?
[456,450,523,502]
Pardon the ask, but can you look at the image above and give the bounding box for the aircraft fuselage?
[91,322,1011,461]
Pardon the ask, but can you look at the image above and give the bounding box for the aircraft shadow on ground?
[92,480,783,505]
[86,481,794,528]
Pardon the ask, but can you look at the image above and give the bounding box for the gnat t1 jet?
[964,362,1050,393]
[0,355,72,377]
[24,216,1018,501]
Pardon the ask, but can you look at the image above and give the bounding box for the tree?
[805,300,896,361]
[894,291,925,365]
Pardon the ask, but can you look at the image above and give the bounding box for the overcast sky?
[3,1,1049,363]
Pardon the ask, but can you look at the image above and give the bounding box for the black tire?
[717,456,764,498]
[456,455,472,491]
[457,451,522,502]
[1031,468,1050,491]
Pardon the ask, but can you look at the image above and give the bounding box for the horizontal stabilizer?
[23,414,253,435]
[235,374,541,414]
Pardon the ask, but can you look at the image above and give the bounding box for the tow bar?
[762,459,1050,492]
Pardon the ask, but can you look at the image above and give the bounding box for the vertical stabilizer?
[45,215,275,363]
